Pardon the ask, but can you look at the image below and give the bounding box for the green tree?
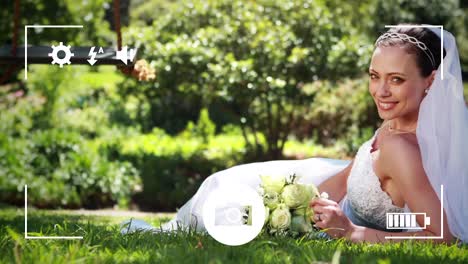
[322,0,467,71]
[0,0,115,84]
[124,0,371,159]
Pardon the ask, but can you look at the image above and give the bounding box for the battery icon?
[386,213,431,230]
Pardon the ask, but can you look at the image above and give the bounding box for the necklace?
[386,121,417,134]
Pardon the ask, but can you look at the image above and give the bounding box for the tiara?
[375,32,436,68]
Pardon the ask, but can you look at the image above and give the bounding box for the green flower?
[260,174,285,194]
[281,184,311,209]
[263,191,280,210]
[290,215,313,233]
[269,203,291,230]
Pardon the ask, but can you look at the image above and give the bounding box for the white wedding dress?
[122,127,414,234]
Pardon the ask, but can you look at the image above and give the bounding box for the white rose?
[281,184,310,209]
[269,203,291,230]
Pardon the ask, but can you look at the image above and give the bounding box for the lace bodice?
[346,128,408,229]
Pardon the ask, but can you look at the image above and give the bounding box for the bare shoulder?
[378,133,425,182]
[381,133,419,154]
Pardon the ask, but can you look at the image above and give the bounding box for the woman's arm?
[347,135,454,243]
[369,135,454,243]
[318,159,354,203]
[311,135,455,244]
[311,195,453,244]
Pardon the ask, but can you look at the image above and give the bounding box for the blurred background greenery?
[0,0,467,211]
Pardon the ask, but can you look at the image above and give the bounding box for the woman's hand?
[309,197,355,239]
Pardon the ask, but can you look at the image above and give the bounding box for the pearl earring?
[424,89,429,94]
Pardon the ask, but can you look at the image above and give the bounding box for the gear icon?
[48,42,74,68]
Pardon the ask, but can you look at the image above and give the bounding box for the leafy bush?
[293,76,380,155]
[117,115,253,210]
[117,110,345,210]
[0,128,140,208]
[181,108,216,143]
[0,67,141,208]
[1,65,256,210]
[123,0,373,159]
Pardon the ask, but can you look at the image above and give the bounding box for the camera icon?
[214,204,252,226]
[202,184,265,246]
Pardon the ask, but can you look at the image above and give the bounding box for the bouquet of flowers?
[259,173,327,236]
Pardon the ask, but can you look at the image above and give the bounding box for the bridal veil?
[417,27,468,242]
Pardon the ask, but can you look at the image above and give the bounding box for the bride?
[123,25,468,244]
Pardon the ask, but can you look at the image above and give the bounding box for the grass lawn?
[0,208,467,263]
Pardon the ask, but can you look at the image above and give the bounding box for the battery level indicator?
[386,213,430,230]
